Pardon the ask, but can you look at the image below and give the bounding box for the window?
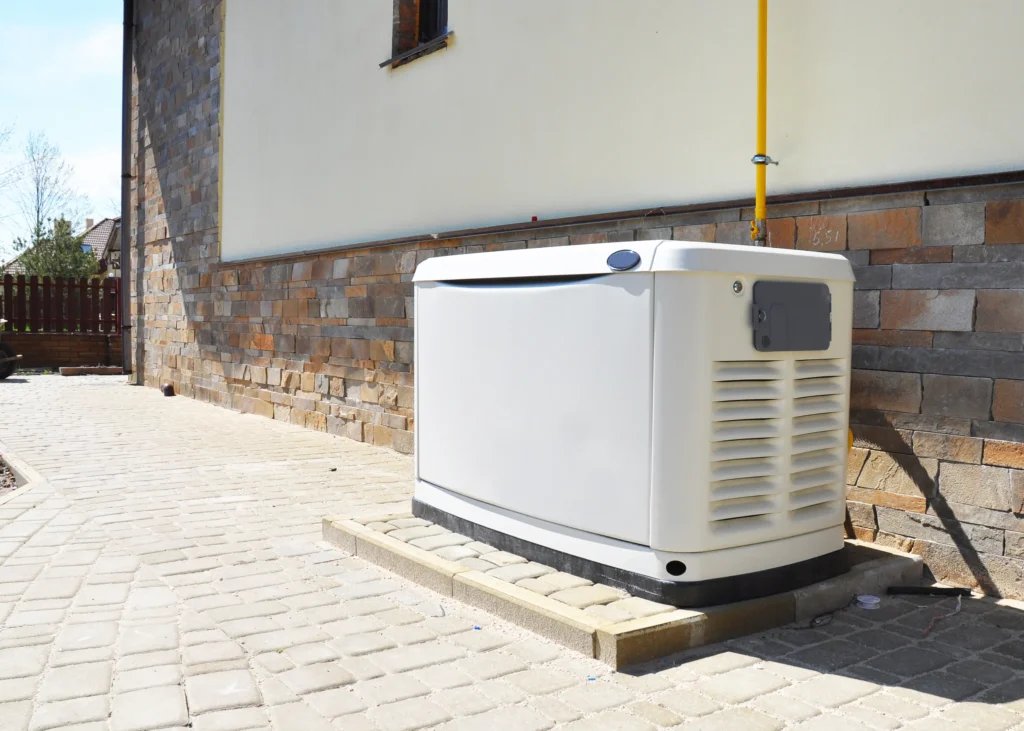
[417,0,447,44]
[81,244,92,253]
[381,0,451,69]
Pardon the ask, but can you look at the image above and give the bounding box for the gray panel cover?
[752,281,832,352]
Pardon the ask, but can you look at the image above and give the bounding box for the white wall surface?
[220,0,1024,260]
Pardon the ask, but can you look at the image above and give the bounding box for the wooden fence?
[1,275,121,334]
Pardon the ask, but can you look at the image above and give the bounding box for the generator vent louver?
[789,359,846,520]
[709,358,847,539]
[709,361,783,535]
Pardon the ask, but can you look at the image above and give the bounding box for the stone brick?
[851,329,932,348]
[876,506,1004,555]
[850,370,921,413]
[795,214,847,251]
[715,221,751,247]
[934,332,1024,351]
[913,432,983,463]
[548,584,625,609]
[857,452,937,497]
[975,420,1024,442]
[848,208,921,249]
[923,203,985,247]
[765,218,795,249]
[939,462,1015,510]
[846,501,876,529]
[871,246,952,264]
[921,374,993,419]
[892,262,1024,289]
[672,224,716,242]
[847,447,869,483]
[880,290,974,332]
[852,291,880,328]
[984,441,1024,469]
[851,424,913,454]
[986,199,1024,244]
[993,380,1024,423]
[853,266,891,290]
[846,486,926,513]
[976,291,1024,333]
[911,539,1024,598]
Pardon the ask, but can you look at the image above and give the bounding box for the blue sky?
[0,0,122,260]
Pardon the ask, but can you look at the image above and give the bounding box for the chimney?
[85,218,94,231]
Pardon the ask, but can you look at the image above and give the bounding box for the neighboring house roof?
[1,217,121,277]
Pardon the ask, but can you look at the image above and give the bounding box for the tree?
[15,217,97,279]
[13,132,86,243]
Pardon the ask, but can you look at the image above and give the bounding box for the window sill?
[380,30,453,69]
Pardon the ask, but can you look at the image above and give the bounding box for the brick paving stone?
[0,678,38,704]
[458,652,529,680]
[185,669,262,713]
[676,650,759,676]
[867,646,956,676]
[748,693,821,722]
[782,673,879,708]
[383,623,438,646]
[408,533,472,551]
[388,526,446,543]
[454,557,497,572]
[183,641,245,665]
[787,639,879,671]
[504,669,577,695]
[119,624,178,655]
[38,661,112,701]
[370,642,466,673]
[441,704,554,731]
[368,697,451,731]
[650,688,722,719]
[411,663,473,690]
[528,695,583,724]
[562,710,656,730]
[840,705,903,731]
[448,629,507,653]
[548,584,625,609]
[686,708,783,731]
[485,563,555,584]
[433,546,479,562]
[858,691,930,721]
[432,686,498,716]
[0,701,31,731]
[304,687,367,718]
[191,707,269,731]
[694,666,790,704]
[0,646,49,679]
[30,696,109,731]
[357,674,431,705]
[278,662,356,694]
[558,681,634,712]
[268,702,334,731]
[479,551,527,568]
[110,686,189,731]
[112,665,182,694]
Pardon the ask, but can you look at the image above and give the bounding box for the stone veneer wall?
[133,0,1024,597]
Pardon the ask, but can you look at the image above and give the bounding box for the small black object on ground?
[161,383,175,397]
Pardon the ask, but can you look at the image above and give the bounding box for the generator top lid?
[413,240,855,283]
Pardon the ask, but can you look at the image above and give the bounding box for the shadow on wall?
[846,416,998,597]
[131,0,225,392]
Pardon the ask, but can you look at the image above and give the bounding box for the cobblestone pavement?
[3,375,1024,730]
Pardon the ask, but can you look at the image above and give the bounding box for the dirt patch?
[0,458,17,497]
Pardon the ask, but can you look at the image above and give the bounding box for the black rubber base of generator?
[413,498,849,608]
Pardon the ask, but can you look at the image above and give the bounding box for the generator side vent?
[708,361,784,535]
[789,358,846,518]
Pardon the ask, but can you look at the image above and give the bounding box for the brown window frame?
[380,0,451,70]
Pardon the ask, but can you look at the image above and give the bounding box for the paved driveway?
[2,375,1024,730]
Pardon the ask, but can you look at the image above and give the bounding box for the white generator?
[413,240,854,606]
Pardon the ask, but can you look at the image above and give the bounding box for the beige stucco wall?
[220,0,1024,260]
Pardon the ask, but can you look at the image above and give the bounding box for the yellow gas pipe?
[750,0,772,246]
